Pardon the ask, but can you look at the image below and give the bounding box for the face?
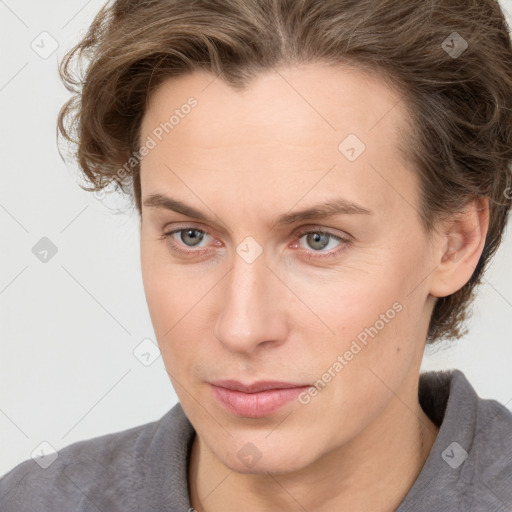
[139,62,439,474]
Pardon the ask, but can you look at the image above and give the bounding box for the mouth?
[209,380,312,418]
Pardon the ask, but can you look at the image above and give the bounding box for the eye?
[158,226,351,260]
[158,227,214,257]
[170,228,207,247]
[292,228,350,260]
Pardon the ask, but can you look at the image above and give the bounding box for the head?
[58,0,512,474]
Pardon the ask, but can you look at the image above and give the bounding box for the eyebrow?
[143,193,373,228]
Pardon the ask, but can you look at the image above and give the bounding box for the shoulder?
[401,369,512,511]
[470,390,512,507]
[0,412,166,512]
[444,370,512,507]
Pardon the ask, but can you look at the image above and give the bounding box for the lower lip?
[210,385,310,418]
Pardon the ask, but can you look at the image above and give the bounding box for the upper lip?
[210,380,310,393]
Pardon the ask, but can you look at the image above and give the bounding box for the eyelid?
[293,224,352,241]
[161,222,351,240]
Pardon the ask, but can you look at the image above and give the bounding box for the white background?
[1,0,511,477]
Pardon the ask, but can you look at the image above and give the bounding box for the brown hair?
[57,0,512,344]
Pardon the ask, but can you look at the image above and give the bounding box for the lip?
[210,380,311,418]
[211,380,309,393]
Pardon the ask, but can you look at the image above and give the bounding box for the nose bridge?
[213,245,283,352]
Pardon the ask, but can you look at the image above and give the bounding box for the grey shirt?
[1,369,511,511]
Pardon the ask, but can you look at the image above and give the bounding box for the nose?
[212,248,288,354]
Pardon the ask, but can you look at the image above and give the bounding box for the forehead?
[139,62,418,221]
[143,61,408,145]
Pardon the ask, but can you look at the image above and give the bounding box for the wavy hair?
[57,0,512,343]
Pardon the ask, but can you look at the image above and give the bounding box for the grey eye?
[179,229,205,247]
[303,232,332,251]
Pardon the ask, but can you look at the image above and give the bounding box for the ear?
[429,196,490,298]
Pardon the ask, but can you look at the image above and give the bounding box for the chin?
[226,456,308,476]
[216,437,318,476]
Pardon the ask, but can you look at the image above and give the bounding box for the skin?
[138,62,489,512]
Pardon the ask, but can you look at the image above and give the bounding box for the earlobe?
[429,197,490,298]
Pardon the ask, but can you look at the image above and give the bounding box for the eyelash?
[157,226,351,260]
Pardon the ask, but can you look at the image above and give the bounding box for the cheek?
[140,237,182,339]
[304,284,420,441]
[140,238,211,372]
[295,264,406,344]
[298,247,425,382]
